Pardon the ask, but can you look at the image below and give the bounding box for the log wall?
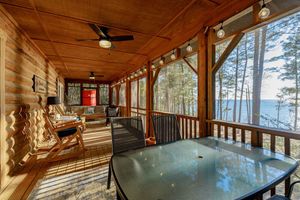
[0,5,63,190]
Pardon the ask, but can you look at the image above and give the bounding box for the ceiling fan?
[89,72,104,80]
[77,24,134,49]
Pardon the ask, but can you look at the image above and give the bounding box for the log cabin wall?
[0,5,63,190]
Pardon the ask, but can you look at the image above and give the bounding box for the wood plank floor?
[0,123,113,200]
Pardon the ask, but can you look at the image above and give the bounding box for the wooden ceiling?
[0,0,257,82]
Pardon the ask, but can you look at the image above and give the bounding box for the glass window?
[99,84,109,105]
[215,11,300,131]
[112,87,117,105]
[119,83,126,106]
[131,80,138,108]
[67,83,81,105]
[153,58,198,117]
[139,78,146,109]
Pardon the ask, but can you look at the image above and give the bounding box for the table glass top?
[112,137,298,200]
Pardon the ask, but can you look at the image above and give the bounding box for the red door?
[82,90,96,106]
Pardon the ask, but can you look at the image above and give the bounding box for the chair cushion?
[267,195,289,200]
[57,127,77,138]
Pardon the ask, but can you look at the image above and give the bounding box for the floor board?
[0,123,113,200]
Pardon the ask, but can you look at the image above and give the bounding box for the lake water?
[215,100,298,131]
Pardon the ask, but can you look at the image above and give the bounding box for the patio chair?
[151,114,181,144]
[105,105,120,126]
[43,113,86,161]
[107,116,146,189]
[267,180,300,200]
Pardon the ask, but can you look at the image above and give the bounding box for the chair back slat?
[151,114,181,144]
[111,116,145,154]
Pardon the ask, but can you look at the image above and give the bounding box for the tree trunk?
[238,36,248,122]
[218,71,223,119]
[252,27,267,125]
[294,49,298,130]
[233,47,239,122]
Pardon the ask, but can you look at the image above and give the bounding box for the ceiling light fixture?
[186,42,193,53]
[159,57,164,65]
[217,22,225,39]
[143,68,147,73]
[89,72,95,80]
[170,50,176,60]
[151,63,155,69]
[258,0,270,19]
[99,39,112,48]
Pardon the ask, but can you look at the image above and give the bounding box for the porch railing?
[151,111,200,139]
[207,119,300,197]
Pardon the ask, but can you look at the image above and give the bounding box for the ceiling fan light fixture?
[99,39,112,48]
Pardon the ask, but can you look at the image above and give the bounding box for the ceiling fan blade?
[89,24,109,39]
[110,35,134,41]
[95,75,104,77]
[76,38,99,41]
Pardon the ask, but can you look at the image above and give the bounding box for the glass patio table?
[111,137,298,200]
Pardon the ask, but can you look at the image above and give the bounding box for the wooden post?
[0,29,7,190]
[146,62,151,138]
[207,28,215,136]
[126,79,130,116]
[198,31,207,138]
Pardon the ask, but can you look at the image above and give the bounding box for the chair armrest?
[287,180,300,198]
[53,121,83,132]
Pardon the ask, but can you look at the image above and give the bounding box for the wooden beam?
[0,2,171,41]
[29,0,70,73]
[183,57,197,74]
[31,38,148,57]
[212,32,244,73]
[151,68,161,87]
[48,55,136,66]
[134,0,198,57]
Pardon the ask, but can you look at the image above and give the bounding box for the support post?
[198,31,207,138]
[146,62,151,138]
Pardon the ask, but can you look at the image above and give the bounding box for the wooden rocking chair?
[43,113,86,161]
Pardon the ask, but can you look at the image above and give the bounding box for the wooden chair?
[151,114,181,144]
[43,113,86,161]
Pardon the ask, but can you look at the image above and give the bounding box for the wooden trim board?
[0,28,7,191]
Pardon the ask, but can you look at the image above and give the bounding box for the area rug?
[28,166,116,200]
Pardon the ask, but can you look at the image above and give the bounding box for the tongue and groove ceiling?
[0,0,256,81]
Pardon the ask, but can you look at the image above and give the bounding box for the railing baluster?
[189,119,192,139]
[217,124,221,138]
[181,117,184,139]
[241,129,245,143]
[185,118,188,139]
[284,137,291,196]
[232,127,236,141]
[225,125,228,139]
[270,134,276,196]
[194,119,197,138]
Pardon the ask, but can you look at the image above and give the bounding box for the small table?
[111,137,298,200]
